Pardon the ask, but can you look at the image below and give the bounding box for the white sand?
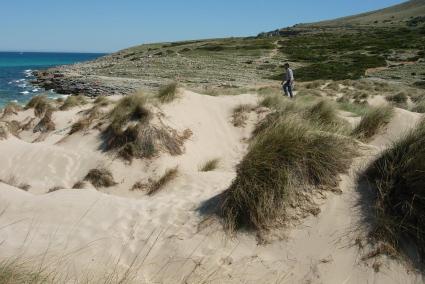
[0,90,423,283]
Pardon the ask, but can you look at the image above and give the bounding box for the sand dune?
[0,90,423,283]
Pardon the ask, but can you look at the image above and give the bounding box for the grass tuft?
[59,95,88,111]
[33,109,55,133]
[0,259,51,283]
[147,167,178,195]
[352,106,394,140]
[200,159,220,172]
[361,119,425,261]
[219,116,357,232]
[25,95,52,117]
[93,96,110,107]
[1,102,23,117]
[157,82,179,103]
[386,92,408,107]
[84,168,117,188]
[232,104,254,127]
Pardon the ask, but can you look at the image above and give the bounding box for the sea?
[0,52,105,108]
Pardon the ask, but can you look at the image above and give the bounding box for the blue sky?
[0,0,406,53]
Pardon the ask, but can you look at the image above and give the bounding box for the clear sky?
[0,0,406,53]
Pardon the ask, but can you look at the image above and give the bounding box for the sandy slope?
[0,90,424,283]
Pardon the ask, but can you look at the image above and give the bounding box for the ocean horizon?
[0,51,105,107]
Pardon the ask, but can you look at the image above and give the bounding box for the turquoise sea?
[0,52,105,107]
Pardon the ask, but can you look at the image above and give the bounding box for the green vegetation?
[147,167,178,195]
[84,168,117,188]
[59,95,88,111]
[232,104,254,127]
[352,106,394,140]
[270,27,425,81]
[200,159,220,172]
[386,92,408,107]
[337,100,370,116]
[361,119,425,261]
[157,82,179,103]
[25,95,52,117]
[0,259,51,284]
[1,102,23,117]
[219,115,357,232]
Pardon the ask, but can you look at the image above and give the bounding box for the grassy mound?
[84,168,117,188]
[362,119,425,260]
[33,109,55,133]
[220,116,357,232]
[305,100,349,132]
[25,95,52,117]
[1,102,23,117]
[69,106,103,135]
[157,82,178,103]
[59,95,88,111]
[352,106,394,140]
[103,93,184,161]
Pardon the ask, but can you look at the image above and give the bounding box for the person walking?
[282,63,294,99]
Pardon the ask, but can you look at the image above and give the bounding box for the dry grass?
[1,102,23,118]
[25,95,52,117]
[147,167,178,195]
[103,93,184,161]
[232,104,254,127]
[33,109,55,133]
[259,94,284,109]
[361,119,425,262]
[94,96,110,106]
[72,181,86,189]
[200,159,220,172]
[219,115,357,232]
[0,259,51,284]
[69,106,103,135]
[411,100,425,113]
[59,95,88,111]
[83,168,117,188]
[352,106,394,140]
[0,124,9,140]
[386,92,408,107]
[157,82,179,103]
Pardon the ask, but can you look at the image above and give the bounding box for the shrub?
[147,167,178,195]
[386,92,408,107]
[200,159,220,172]
[25,95,51,117]
[59,95,88,111]
[361,119,425,260]
[219,116,357,232]
[157,82,179,103]
[232,104,253,127]
[108,93,150,131]
[1,102,22,117]
[352,106,394,140]
[94,96,110,107]
[412,100,425,113]
[84,168,117,188]
[69,106,103,135]
[33,109,55,133]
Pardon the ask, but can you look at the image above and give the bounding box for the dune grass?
[232,104,254,127]
[361,119,425,261]
[200,159,220,172]
[386,92,408,107]
[25,95,52,117]
[0,259,51,284]
[84,168,117,188]
[33,109,55,133]
[337,100,370,116]
[219,115,357,232]
[103,93,183,161]
[1,102,23,117]
[259,94,284,109]
[94,96,110,107]
[69,106,103,135]
[352,106,394,140]
[59,95,88,111]
[157,82,179,103]
[147,167,178,195]
[412,100,425,113]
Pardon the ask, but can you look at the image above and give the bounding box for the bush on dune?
[157,82,179,103]
[200,159,220,172]
[25,95,52,117]
[412,100,425,113]
[386,92,408,107]
[59,95,88,111]
[352,106,394,141]
[147,167,178,195]
[219,116,357,232]
[1,102,23,117]
[33,109,55,133]
[84,168,117,188]
[69,106,103,135]
[305,100,349,132]
[93,96,110,107]
[361,119,425,260]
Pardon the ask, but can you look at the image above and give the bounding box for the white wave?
[32,88,40,92]
[18,84,27,88]
[20,91,30,95]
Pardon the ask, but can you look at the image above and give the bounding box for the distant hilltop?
[259,0,425,37]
